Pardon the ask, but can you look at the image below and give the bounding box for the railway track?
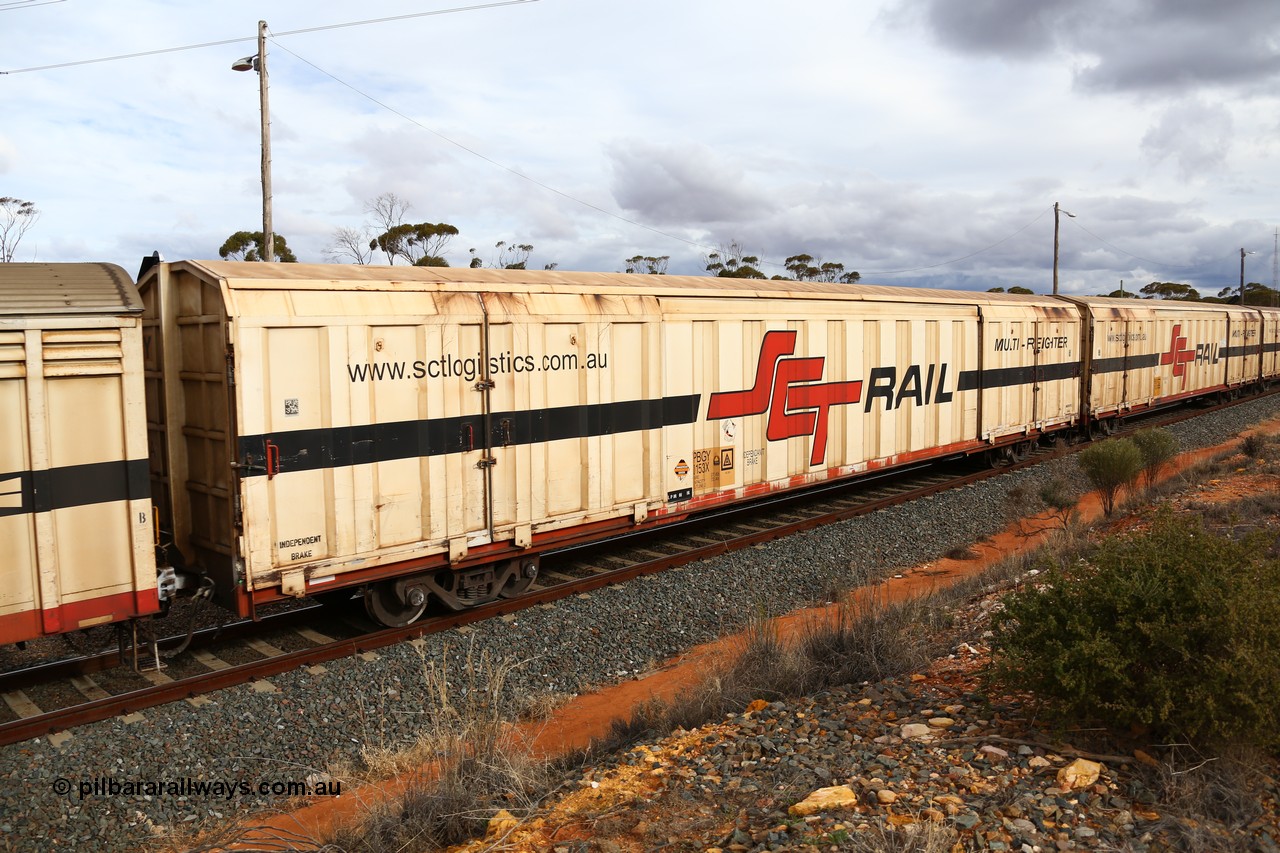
[0,390,1269,748]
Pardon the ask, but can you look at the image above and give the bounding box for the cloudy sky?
[3,0,1278,296]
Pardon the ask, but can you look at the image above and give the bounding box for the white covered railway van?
[138,262,1097,626]
[0,263,157,644]
[1064,298,1264,423]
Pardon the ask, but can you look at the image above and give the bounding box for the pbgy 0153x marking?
[706,330,953,466]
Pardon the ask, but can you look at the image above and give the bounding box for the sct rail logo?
[1159,324,1195,388]
[707,330,862,466]
[1157,322,1223,389]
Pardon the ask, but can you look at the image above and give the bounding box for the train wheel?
[987,445,1014,467]
[364,582,427,628]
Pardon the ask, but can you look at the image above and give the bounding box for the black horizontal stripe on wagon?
[1089,354,1162,375]
[0,459,149,517]
[237,394,701,477]
[1221,344,1267,358]
[954,360,1082,392]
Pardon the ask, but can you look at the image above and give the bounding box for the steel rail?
[0,605,325,693]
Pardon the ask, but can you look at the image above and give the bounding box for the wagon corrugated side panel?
[230,285,491,601]
[1260,307,1280,381]
[143,261,682,612]
[659,294,981,512]
[481,291,664,541]
[974,302,1080,440]
[1226,306,1262,387]
[1076,299,1245,416]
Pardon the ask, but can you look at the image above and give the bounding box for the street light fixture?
[231,20,273,262]
[1053,201,1075,296]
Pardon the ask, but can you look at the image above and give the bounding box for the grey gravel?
[1,394,1276,852]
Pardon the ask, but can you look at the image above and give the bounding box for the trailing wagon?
[1,264,161,644]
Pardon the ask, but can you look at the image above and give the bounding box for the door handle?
[265,440,280,480]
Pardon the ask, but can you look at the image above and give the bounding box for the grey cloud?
[673,176,1262,298]
[898,0,1280,93]
[1141,100,1234,178]
[606,140,773,224]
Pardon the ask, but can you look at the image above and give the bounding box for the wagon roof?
[166,260,1069,306]
[1064,295,1259,313]
[0,263,141,316]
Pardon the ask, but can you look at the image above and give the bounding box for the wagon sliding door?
[235,297,493,604]
[483,293,662,546]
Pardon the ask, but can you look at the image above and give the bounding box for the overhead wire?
[859,205,1053,276]
[275,40,1074,275]
[0,1,539,74]
[272,40,718,257]
[0,0,67,10]
[1063,215,1230,273]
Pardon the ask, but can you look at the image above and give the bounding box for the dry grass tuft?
[1149,744,1269,852]
[319,646,568,853]
[605,591,952,750]
[833,818,959,852]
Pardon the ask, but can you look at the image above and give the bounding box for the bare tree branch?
[325,226,374,264]
[0,196,40,263]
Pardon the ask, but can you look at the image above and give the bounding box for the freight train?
[3,260,1278,642]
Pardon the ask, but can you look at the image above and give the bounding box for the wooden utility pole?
[1241,247,1248,305]
[1053,202,1074,295]
[231,21,274,262]
[257,20,274,262]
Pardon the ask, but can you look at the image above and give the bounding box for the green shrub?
[1037,477,1079,529]
[1131,428,1179,489]
[989,510,1280,748]
[1077,437,1143,516]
